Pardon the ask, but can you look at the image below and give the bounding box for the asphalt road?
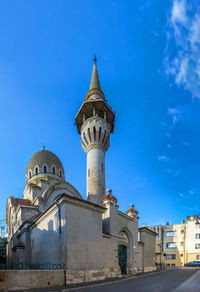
[69,268,200,292]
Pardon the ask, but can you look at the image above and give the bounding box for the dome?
[26,149,65,181]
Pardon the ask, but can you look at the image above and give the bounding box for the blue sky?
[0,0,200,225]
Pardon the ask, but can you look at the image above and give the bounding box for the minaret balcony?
[75,99,115,134]
[81,116,110,152]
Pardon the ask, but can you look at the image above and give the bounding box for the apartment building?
[148,215,200,267]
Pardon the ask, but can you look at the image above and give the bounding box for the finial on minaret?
[107,189,112,195]
[93,54,97,64]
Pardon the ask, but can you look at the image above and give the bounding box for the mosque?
[6,59,156,284]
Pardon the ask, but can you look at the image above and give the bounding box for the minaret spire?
[89,55,101,90]
[86,56,105,100]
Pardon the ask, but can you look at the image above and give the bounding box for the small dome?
[26,149,65,181]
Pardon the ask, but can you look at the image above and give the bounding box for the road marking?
[174,270,200,292]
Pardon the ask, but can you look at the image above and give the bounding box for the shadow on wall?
[12,209,67,270]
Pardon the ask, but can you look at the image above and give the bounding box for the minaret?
[75,57,115,205]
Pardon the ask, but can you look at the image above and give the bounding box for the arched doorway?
[118,231,128,274]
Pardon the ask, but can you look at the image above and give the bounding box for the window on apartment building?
[165,254,176,260]
[166,231,176,237]
[195,244,200,249]
[166,242,176,248]
[196,255,200,260]
[181,230,184,234]
[195,234,200,239]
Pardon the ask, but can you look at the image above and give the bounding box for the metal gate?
[118,245,127,274]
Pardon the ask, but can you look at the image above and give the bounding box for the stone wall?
[144,267,157,273]
[0,270,65,291]
[139,228,156,268]
[66,267,119,284]
[0,268,121,290]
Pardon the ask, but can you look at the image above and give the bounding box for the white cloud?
[171,0,187,24]
[167,107,181,127]
[188,187,199,196]
[168,107,180,115]
[165,1,200,98]
[158,155,169,162]
[189,15,200,50]
[176,57,188,84]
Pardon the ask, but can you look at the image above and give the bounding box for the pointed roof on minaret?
[89,55,101,90]
[86,56,105,100]
[75,56,115,134]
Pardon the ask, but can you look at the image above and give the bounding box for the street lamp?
[195,214,200,225]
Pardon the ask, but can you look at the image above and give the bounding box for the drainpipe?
[55,200,62,234]
[142,244,144,273]
[55,199,65,284]
[184,225,186,265]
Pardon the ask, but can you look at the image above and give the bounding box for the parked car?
[184,261,200,267]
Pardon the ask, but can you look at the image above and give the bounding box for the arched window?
[29,171,31,179]
[44,165,47,173]
[87,128,92,142]
[99,127,102,141]
[59,170,62,178]
[83,132,88,145]
[35,167,38,175]
[93,126,96,142]
[102,130,107,144]
[52,166,55,175]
